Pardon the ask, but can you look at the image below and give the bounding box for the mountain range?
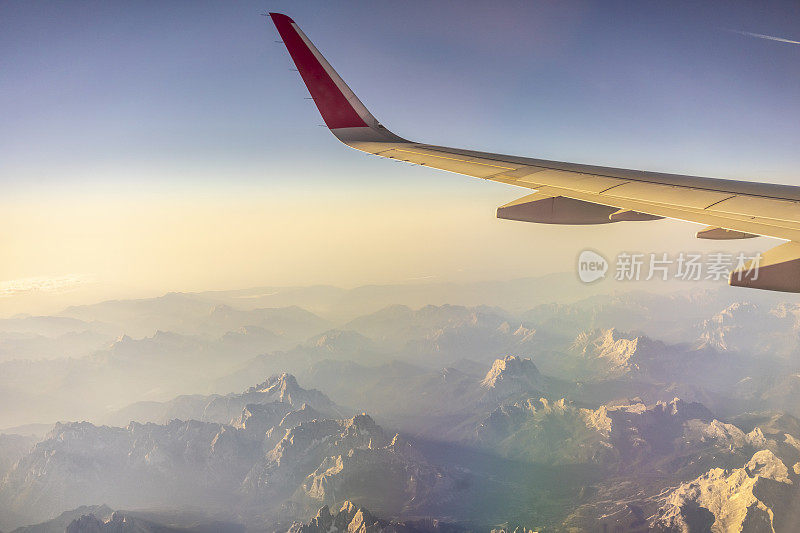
[4,281,800,531]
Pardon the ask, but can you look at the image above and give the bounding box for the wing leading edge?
[268,13,800,293]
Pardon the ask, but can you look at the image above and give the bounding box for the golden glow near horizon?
[1,178,767,317]
[2,185,540,291]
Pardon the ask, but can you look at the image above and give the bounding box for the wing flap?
[515,171,629,194]
[601,182,735,210]
[707,196,800,224]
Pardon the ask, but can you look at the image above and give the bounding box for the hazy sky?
[2,1,799,314]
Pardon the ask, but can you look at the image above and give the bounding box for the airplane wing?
[268,13,800,293]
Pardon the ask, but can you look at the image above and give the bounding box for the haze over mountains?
[2,276,800,531]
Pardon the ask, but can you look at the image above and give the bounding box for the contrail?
[727,29,800,45]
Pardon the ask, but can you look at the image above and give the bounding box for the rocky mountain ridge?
[0,376,451,530]
[288,500,463,533]
[106,372,340,427]
[654,449,798,532]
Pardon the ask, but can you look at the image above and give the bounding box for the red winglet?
[269,13,368,129]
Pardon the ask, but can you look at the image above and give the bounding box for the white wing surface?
[269,13,800,292]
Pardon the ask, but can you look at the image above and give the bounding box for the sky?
[1,1,799,315]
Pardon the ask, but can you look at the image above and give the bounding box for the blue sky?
[3,1,799,192]
[1,1,799,312]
